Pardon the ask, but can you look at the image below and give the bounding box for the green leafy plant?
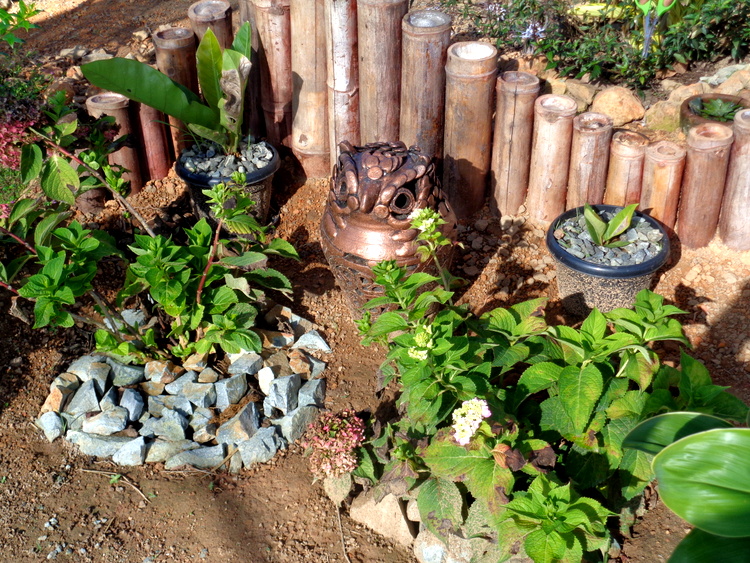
[352,208,747,563]
[0,0,39,49]
[624,412,750,562]
[583,203,638,248]
[81,23,254,155]
[689,97,745,122]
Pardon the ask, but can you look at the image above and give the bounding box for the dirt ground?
[1,1,749,562]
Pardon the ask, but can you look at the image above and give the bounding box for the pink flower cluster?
[0,119,35,170]
[301,410,366,479]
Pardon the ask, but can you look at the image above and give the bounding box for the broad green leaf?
[583,204,607,246]
[20,143,43,183]
[619,448,653,500]
[464,457,514,516]
[231,22,253,59]
[246,268,293,292]
[524,529,567,563]
[367,311,409,337]
[558,364,603,434]
[654,428,750,537]
[7,197,37,226]
[417,478,464,540]
[266,238,299,259]
[196,28,223,116]
[40,157,78,204]
[668,529,750,563]
[491,343,529,370]
[220,251,267,267]
[512,362,562,409]
[602,203,638,241]
[540,397,577,439]
[623,412,733,455]
[581,308,607,342]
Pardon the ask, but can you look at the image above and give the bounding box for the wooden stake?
[399,10,452,160]
[134,102,172,181]
[640,141,686,230]
[566,112,613,209]
[238,0,266,140]
[603,130,649,206]
[719,109,750,250]
[188,0,234,49]
[490,71,540,217]
[526,94,577,226]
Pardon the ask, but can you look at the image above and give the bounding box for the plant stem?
[196,220,223,306]
[89,290,141,341]
[0,279,18,294]
[0,225,36,254]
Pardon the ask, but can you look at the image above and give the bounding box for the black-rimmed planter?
[546,204,670,315]
[175,141,281,227]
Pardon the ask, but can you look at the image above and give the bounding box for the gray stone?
[183,353,208,372]
[350,491,416,547]
[227,352,263,375]
[264,304,316,339]
[139,381,165,396]
[229,451,244,474]
[189,408,217,443]
[67,431,133,457]
[238,427,286,466]
[49,372,80,393]
[99,387,118,411]
[65,380,100,416]
[214,374,248,410]
[82,407,129,435]
[140,410,188,441]
[413,529,531,563]
[181,382,216,408]
[274,405,319,442]
[80,362,110,395]
[264,351,293,378]
[121,308,147,327]
[197,367,219,383]
[107,359,145,386]
[61,412,84,432]
[256,329,295,348]
[164,371,197,395]
[298,379,326,408]
[112,437,146,466]
[147,395,193,419]
[36,411,63,442]
[267,374,301,415]
[66,355,107,378]
[80,49,113,64]
[145,439,200,463]
[263,396,276,418]
[194,426,217,443]
[292,330,331,353]
[164,444,226,470]
[216,402,261,446]
[257,366,276,395]
[120,388,144,422]
[144,360,181,384]
[309,356,327,379]
[189,407,213,430]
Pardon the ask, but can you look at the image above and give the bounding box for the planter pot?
[175,141,280,226]
[680,94,750,133]
[546,204,670,315]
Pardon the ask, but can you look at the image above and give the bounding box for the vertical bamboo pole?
[237,0,266,140]
[153,27,199,155]
[188,0,234,49]
[442,42,498,220]
[640,141,686,230]
[86,93,143,193]
[566,112,613,209]
[291,0,329,177]
[252,0,293,147]
[399,10,452,160]
[357,0,408,144]
[603,130,649,206]
[526,94,577,225]
[678,123,734,248]
[134,102,172,181]
[490,71,540,217]
[720,109,750,250]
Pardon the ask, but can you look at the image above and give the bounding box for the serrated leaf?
[417,478,464,541]
[221,251,267,267]
[558,364,603,434]
[40,156,78,204]
[524,529,567,563]
[266,238,299,259]
[619,448,653,500]
[20,144,43,183]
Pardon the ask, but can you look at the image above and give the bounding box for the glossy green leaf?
[559,364,603,434]
[583,204,607,246]
[668,529,750,563]
[602,204,638,241]
[20,143,43,183]
[195,27,223,117]
[654,428,750,537]
[623,412,733,455]
[40,156,78,204]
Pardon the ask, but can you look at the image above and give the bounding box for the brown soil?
[1,1,748,562]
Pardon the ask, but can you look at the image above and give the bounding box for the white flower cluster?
[452,398,492,446]
[408,323,434,361]
[408,207,438,233]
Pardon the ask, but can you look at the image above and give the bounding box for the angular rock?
[194,425,218,443]
[65,379,101,416]
[66,355,107,378]
[140,410,188,441]
[79,362,110,394]
[668,81,710,104]
[164,371,198,395]
[36,411,64,442]
[215,374,248,410]
[257,366,276,396]
[49,372,80,393]
[147,395,193,419]
[189,407,213,429]
[265,304,316,338]
[39,386,75,415]
[67,431,133,457]
[99,387,118,411]
[264,351,293,378]
[715,68,750,95]
[298,379,326,408]
[591,86,645,127]
[267,374,301,415]
[255,329,295,348]
[263,396,276,418]
[197,367,219,383]
[181,382,216,408]
[144,360,181,384]
[309,356,327,379]
[112,437,146,466]
[145,439,200,463]
[121,308,148,327]
[183,353,208,372]
[82,407,129,435]
[120,388,144,422]
[140,381,166,396]
[414,529,531,563]
[274,405,319,442]
[350,491,416,548]
[238,427,286,466]
[229,451,244,474]
[227,352,263,375]
[61,412,84,432]
[406,499,420,523]
[288,349,312,375]
[292,330,331,353]
[645,100,681,132]
[565,79,597,106]
[107,359,145,386]
[216,402,261,446]
[164,444,226,470]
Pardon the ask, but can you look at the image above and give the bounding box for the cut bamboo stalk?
[719,109,750,250]
[188,0,233,49]
[526,94,577,226]
[399,9,452,160]
[134,102,172,181]
[252,0,293,147]
[678,123,734,248]
[490,71,539,217]
[325,0,360,168]
[566,112,613,209]
[357,0,408,144]
[153,27,199,155]
[291,0,329,178]
[640,141,686,230]
[238,0,266,140]
[603,130,649,206]
[443,42,498,220]
[86,93,143,194]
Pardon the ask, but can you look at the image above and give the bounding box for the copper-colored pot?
[321,141,457,313]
